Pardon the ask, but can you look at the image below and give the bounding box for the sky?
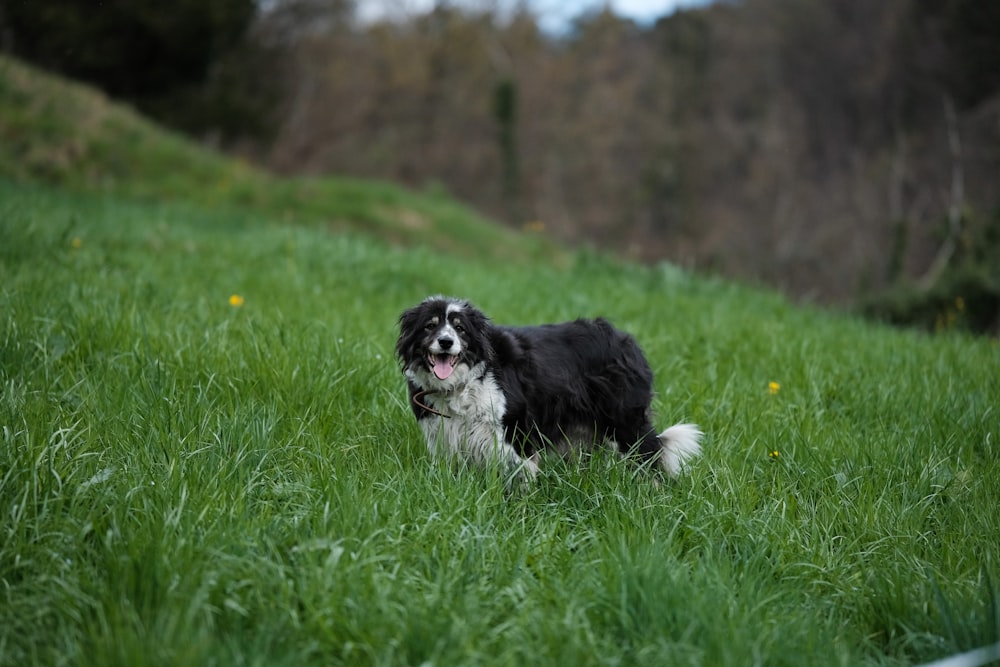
[533,0,712,31]
[355,0,714,33]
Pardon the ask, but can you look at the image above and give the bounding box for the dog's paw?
[505,454,540,491]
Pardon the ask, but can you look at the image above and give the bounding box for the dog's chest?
[419,372,508,461]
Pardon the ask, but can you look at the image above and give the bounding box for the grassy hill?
[0,55,554,263]
[2,58,999,666]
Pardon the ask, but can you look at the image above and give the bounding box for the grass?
[2,179,998,666]
[2,56,1000,666]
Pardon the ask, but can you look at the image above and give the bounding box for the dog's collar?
[411,388,452,419]
[409,361,488,419]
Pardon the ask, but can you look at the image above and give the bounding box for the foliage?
[6,0,1000,306]
[0,0,255,95]
[913,1,1000,109]
[0,0,267,138]
[493,77,520,220]
[243,0,1000,306]
[2,178,999,666]
[860,209,1000,335]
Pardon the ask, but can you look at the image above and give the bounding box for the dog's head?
[396,296,492,389]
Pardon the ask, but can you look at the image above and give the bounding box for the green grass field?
[2,57,1000,666]
[2,179,998,666]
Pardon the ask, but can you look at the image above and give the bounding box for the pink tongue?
[433,357,454,380]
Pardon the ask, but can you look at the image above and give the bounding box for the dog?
[395,296,702,485]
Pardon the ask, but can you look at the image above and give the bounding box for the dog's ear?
[397,304,422,332]
[462,303,490,331]
[461,305,498,360]
[395,305,424,363]
[488,327,522,365]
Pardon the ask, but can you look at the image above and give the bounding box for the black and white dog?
[396,296,702,484]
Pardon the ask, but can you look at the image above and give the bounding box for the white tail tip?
[657,423,703,477]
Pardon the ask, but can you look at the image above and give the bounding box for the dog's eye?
[424,321,436,331]
[452,320,465,333]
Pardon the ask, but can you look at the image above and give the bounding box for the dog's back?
[488,318,659,459]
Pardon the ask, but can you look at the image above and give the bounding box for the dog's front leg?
[501,441,539,489]
[467,422,538,488]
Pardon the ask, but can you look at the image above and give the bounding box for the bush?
[861,209,1000,335]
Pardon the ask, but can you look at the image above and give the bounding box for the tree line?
[3,0,998,329]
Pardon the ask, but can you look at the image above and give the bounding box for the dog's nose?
[438,336,454,350]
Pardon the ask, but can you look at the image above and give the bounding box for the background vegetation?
[1,55,999,666]
[3,0,998,329]
[0,56,552,263]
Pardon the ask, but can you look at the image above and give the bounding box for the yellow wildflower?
[769,450,780,460]
[768,381,780,395]
[523,221,546,233]
[228,294,245,307]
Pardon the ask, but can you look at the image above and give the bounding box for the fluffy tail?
[657,423,703,477]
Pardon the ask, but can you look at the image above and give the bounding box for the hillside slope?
[0,55,554,262]
[2,179,999,666]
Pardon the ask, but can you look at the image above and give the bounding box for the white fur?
[657,423,703,477]
[410,363,538,483]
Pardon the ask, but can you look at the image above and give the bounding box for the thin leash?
[411,389,452,419]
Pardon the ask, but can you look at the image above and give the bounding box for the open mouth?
[427,353,459,380]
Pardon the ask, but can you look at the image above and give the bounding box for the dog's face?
[396,296,491,389]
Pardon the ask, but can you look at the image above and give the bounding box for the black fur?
[493,317,662,460]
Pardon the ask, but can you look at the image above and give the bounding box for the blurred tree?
[911,0,1000,110]
[0,0,270,139]
[493,77,520,219]
[11,0,994,314]
[1,0,256,96]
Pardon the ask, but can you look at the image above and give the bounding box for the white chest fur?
[408,365,537,482]
[419,369,507,462]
